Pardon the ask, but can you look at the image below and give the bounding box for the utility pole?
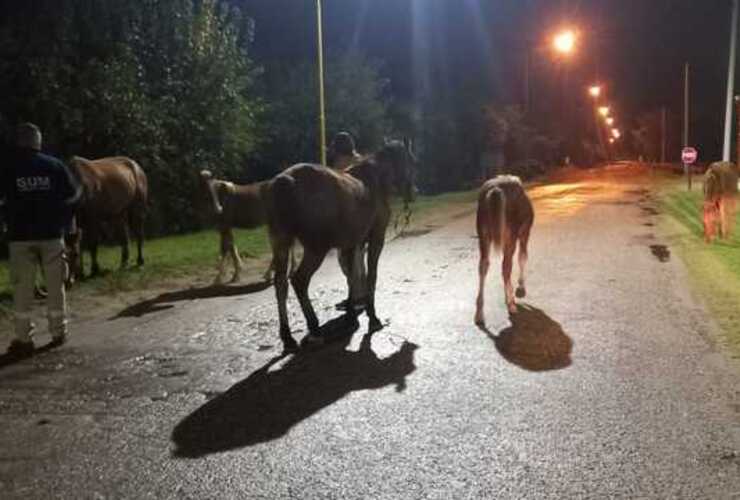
[723,0,739,161]
[661,106,666,163]
[684,62,691,189]
[316,0,327,165]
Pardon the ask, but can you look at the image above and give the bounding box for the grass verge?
[660,186,740,358]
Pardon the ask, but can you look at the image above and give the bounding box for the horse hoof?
[515,286,526,299]
[474,316,485,328]
[305,333,324,345]
[507,303,518,315]
[368,317,384,334]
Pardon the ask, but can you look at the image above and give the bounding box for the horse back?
[71,156,147,216]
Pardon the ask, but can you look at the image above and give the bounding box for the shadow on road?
[478,304,572,371]
[171,315,418,458]
[111,281,272,319]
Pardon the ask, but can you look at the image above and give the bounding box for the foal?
[475,175,534,325]
[200,171,294,283]
[702,161,738,243]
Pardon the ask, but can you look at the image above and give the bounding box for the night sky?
[239,0,736,161]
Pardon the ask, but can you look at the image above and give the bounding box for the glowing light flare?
[605,117,615,126]
[608,138,616,144]
[588,85,601,98]
[598,106,610,117]
[553,30,576,54]
[611,128,621,139]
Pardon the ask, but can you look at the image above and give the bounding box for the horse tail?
[124,158,148,213]
[271,173,298,232]
[485,187,506,252]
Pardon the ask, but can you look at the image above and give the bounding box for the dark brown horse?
[475,175,534,324]
[199,170,295,283]
[267,140,416,352]
[66,156,148,280]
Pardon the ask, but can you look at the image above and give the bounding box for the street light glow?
[605,117,615,126]
[598,106,610,117]
[553,30,576,54]
[589,85,601,98]
[611,128,621,139]
[609,137,616,144]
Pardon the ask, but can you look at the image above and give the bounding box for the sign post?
[681,146,698,190]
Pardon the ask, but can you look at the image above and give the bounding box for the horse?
[475,174,534,325]
[66,156,148,281]
[266,139,416,352]
[199,170,295,283]
[702,161,738,243]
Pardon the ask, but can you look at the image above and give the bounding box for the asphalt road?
[1,165,739,499]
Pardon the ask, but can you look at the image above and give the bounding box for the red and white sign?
[681,147,698,164]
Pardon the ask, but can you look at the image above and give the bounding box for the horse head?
[199,169,224,215]
[375,139,417,204]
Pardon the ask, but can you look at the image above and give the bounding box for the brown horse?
[199,170,295,283]
[703,161,738,242]
[66,156,148,280]
[267,140,416,352]
[475,175,534,324]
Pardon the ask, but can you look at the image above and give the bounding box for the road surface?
[1,165,739,499]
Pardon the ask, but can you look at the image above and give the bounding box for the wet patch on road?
[649,244,671,262]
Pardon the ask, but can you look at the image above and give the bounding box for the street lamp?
[611,128,621,139]
[598,106,610,117]
[588,85,601,98]
[553,29,576,54]
[605,117,615,126]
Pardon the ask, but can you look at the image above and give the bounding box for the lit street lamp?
[588,85,601,98]
[553,30,576,54]
[605,117,615,126]
[611,128,621,139]
[598,106,610,117]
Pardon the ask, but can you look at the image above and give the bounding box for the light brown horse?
[475,175,534,325]
[267,140,416,352]
[66,156,148,280]
[199,170,295,283]
[703,161,738,242]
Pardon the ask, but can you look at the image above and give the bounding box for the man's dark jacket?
[1,149,82,241]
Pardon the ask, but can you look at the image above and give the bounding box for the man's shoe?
[6,340,35,359]
[49,333,68,348]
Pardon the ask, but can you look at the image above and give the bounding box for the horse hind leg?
[515,224,531,299]
[271,232,297,352]
[291,247,327,342]
[474,229,491,326]
[130,210,145,266]
[119,216,130,269]
[502,235,518,315]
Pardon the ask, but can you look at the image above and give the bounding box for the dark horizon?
[239,0,737,162]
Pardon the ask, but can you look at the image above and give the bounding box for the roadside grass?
[0,189,478,335]
[660,187,740,357]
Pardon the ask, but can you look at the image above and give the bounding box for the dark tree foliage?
[0,0,262,234]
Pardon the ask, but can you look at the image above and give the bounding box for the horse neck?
[347,159,390,199]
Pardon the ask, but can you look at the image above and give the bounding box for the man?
[2,123,81,358]
[327,131,367,313]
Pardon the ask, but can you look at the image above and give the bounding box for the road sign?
[682,147,698,164]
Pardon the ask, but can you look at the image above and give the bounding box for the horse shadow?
[171,318,418,458]
[478,304,573,371]
[111,281,272,319]
[0,341,63,372]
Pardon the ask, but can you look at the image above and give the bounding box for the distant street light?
[553,30,576,54]
[598,106,610,117]
[588,85,601,98]
[605,117,615,126]
[611,128,621,139]
[609,137,616,144]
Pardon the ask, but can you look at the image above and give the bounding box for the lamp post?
[316,0,327,165]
